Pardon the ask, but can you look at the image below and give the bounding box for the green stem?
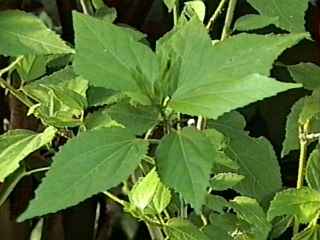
[146,223,165,240]
[147,139,161,144]
[103,191,127,206]
[206,0,229,30]
[80,0,89,15]
[0,56,23,77]
[173,6,178,26]
[221,0,238,40]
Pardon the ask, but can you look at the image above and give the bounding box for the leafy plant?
[0,0,317,239]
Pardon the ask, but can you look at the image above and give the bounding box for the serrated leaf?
[166,218,210,240]
[293,225,320,240]
[299,90,320,124]
[158,20,304,119]
[0,10,73,56]
[267,187,320,224]
[306,148,320,191]
[0,127,56,182]
[129,168,160,210]
[151,182,171,214]
[288,63,320,90]
[247,0,309,33]
[230,196,271,240]
[84,109,120,130]
[234,14,279,31]
[107,102,160,135]
[156,127,216,211]
[73,12,159,105]
[184,1,206,22]
[205,195,228,214]
[209,112,282,202]
[18,128,148,221]
[210,173,245,191]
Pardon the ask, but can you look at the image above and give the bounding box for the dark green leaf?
[210,173,245,191]
[288,63,320,90]
[306,148,320,191]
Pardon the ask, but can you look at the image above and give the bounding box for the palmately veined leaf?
[156,127,217,212]
[267,187,320,224]
[229,196,272,240]
[246,0,309,33]
[158,20,304,119]
[73,12,159,105]
[0,10,73,56]
[288,63,320,91]
[209,112,282,203]
[234,14,279,31]
[306,148,320,191]
[18,128,148,221]
[210,173,245,191]
[293,225,320,240]
[0,127,56,182]
[166,218,210,240]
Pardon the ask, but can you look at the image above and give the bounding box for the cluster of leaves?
[0,0,318,239]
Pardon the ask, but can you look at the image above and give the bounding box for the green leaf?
[288,63,320,90]
[166,218,210,240]
[282,97,320,156]
[16,55,50,82]
[107,101,160,135]
[84,109,120,130]
[234,14,279,31]
[293,225,320,240]
[163,0,177,12]
[18,128,148,221]
[129,168,160,210]
[0,127,56,182]
[246,0,309,33]
[210,173,245,191]
[306,148,320,191]
[183,1,206,22]
[205,195,228,214]
[299,90,320,124]
[270,216,294,239]
[267,187,320,224]
[209,112,282,202]
[156,127,216,211]
[87,87,123,107]
[159,20,304,119]
[230,196,271,240]
[73,12,159,105]
[0,10,73,56]
[150,181,171,214]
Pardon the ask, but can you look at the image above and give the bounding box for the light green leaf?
[230,196,271,240]
[293,225,320,240]
[267,187,320,224]
[163,0,177,12]
[159,20,304,119]
[246,0,309,33]
[0,127,56,182]
[166,218,210,240]
[16,55,50,82]
[84,109,120,130]
[306,148,320,191]
[234,14,279,31]
[18,128,148,221]
[184,1,206,22]
[288,63,320,90]
[107,102,160,135]
[210,173,245,191]
[156,127,216,211]
[73,12,159,105]
[209,112,282,202]
[150,181,171,214]
[0,10,73,56]
[205,195,228,214]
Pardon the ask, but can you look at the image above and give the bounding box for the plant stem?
[103,191,127,206]
[0,56,23,77]
[146,223,165,240]
[293,121,310,235]
[221,0,238,40]
[173,6,178,26]
[206,0,229,30]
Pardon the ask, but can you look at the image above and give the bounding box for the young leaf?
[0,127,56,182]
[159,20,304,119]
[0,10,73,56]
[163,0,177,12]
[166,218,210,240]
[229,196,272,240]
[267,187,320,224]
[150,181,171,214]
[84,109,120,130]
[73,12,159,105]
[306,148,320,191]
[293,225,320,240]
[156,127,216,211]
[288,63,320,90]
[183,1,206,22]
[209,112,282,203]
[234,14,279,31]
[210,173,245,191]
[18,128,148,221]
[246,0,309,32]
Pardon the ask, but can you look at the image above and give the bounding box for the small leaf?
[267,187,320,224]
[293,225,320,240]
[84,109,120,130]
[184,1,206,22]
[234,14,279,31]
[0,10,73,56]
[156,127,216,211]
[270,216,294,239]
[210,173,245,191]
[166,218,210,240]
[0,127,56,182]
[205,195,228,214]
[163,0,177,12]
[306,148,320,191]
[18,128,148,221]
[288,63,320,90]
[87,87,123,107]
[151,182,171,214]
[16,55,50,82]
[247,0,309,33]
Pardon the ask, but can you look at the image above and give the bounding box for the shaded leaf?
[210,173,245,191]
[205,195,228,214]
[288,63,320,90]
[293,225,320,240]
[306,148,320,191]
[234,14,279,31]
